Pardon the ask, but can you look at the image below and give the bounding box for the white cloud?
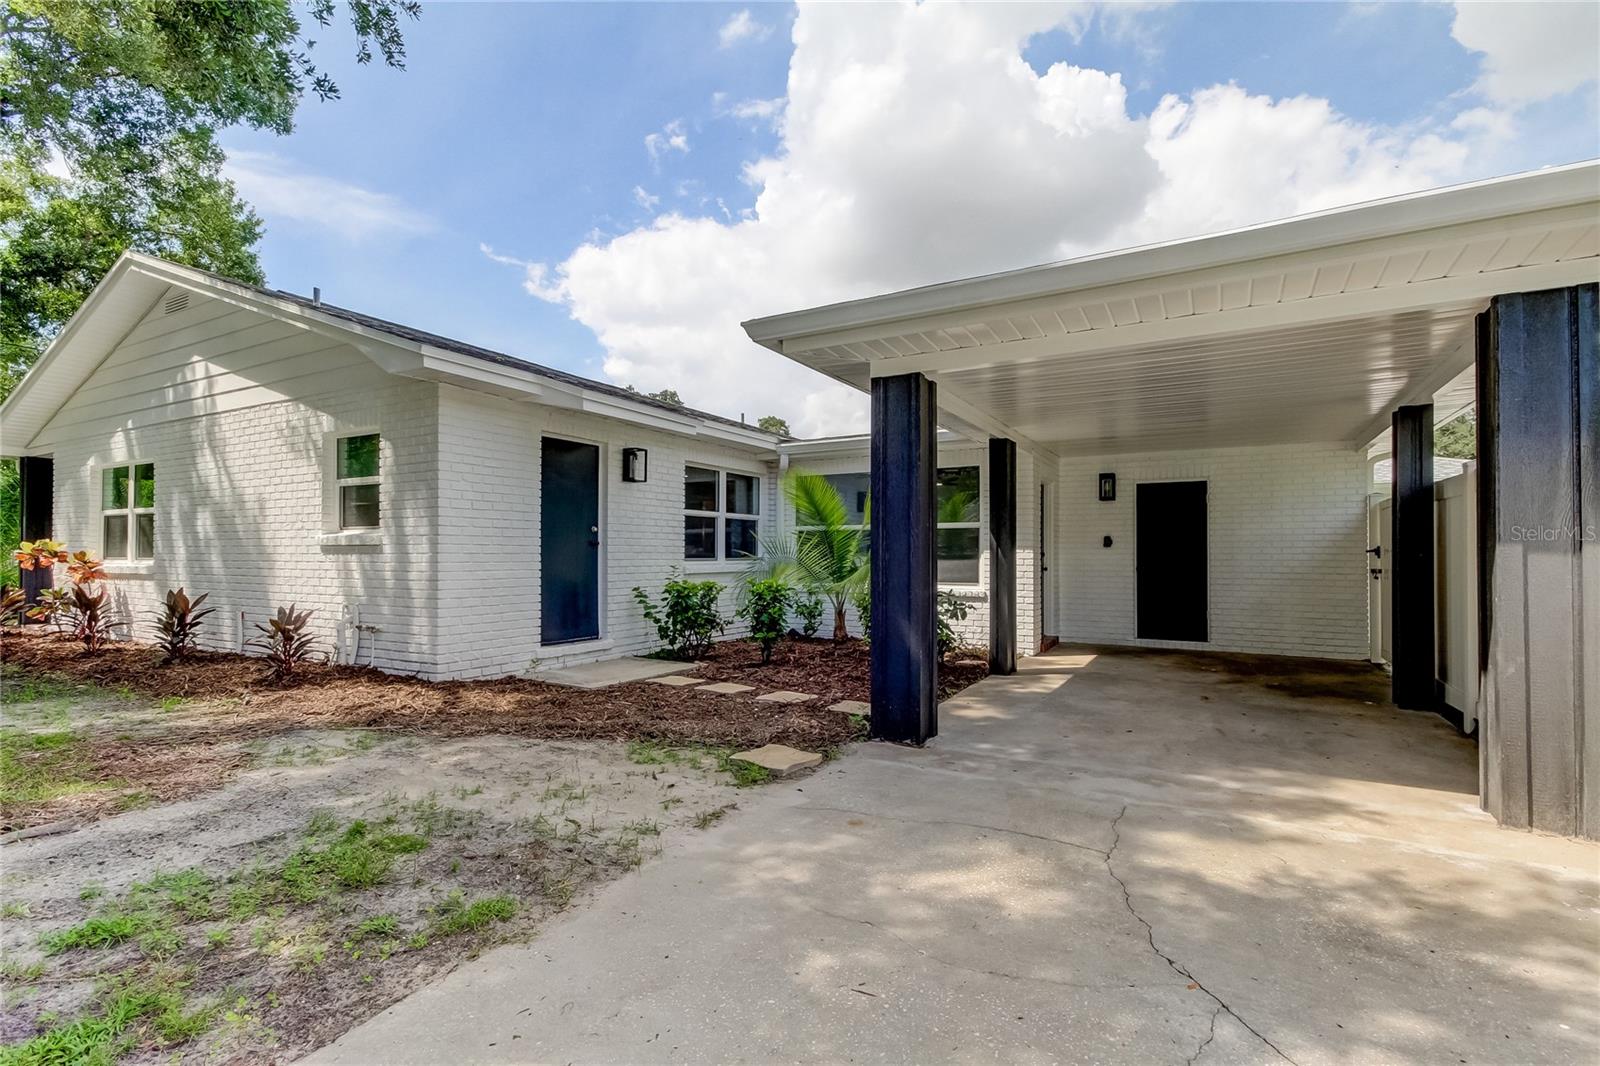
[225,150,434,242]
[722,95,786,127]
[486,2,1569,437]
[719,9,772,48]
[478,244,563,302]
[643,120,690,167]
[632,185,661,211]
[1451,1,1600,106]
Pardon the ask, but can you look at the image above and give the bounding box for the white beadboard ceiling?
[746,161,1600,456]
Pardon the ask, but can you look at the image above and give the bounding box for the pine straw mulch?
[690,636,990,704]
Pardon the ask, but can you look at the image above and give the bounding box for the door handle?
[1366,546,1382,558]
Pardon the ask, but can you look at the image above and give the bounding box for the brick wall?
[1054,443,1370,659]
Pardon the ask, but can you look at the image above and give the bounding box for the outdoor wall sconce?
[622,448,648,483]
[1098,472,1116,502]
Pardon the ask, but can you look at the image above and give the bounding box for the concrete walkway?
[311,647,1599,1065]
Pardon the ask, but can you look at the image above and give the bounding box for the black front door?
[540,437,600,644]
[1135,480,1208,642]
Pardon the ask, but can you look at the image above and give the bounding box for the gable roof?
[1,252,782,456]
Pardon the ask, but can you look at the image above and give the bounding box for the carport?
[745,162,1599,838]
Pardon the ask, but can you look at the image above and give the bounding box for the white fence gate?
[1367,465,1478,732]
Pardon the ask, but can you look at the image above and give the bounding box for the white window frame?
[99,461,155,562]
[335,432,382,531]
[683,464,762,563]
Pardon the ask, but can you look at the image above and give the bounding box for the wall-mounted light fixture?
[622,448,648,483]
[1098,472,1116,502]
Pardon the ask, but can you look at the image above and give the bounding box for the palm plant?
[747,471,869,641]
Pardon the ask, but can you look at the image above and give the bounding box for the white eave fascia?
[778,429,968,458]
[742,160,1600,350]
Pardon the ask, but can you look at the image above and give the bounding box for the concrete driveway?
[311,647,1599,1065]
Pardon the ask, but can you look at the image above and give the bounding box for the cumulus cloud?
[486,1,1565,437]
[225,150,434,242]
[1451,1,1600,106]
[643,119,690,167]
[719,9,772,48]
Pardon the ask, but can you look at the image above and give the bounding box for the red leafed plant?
[68,584,126,652]
[13,539,67,572]
[1,586,25,625]
[247,605,320,682]
[154,587,216,664]
[64,551,107,586]
[26,587,72,630]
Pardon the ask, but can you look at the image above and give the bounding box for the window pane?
[338,434,380,479]
[937,466,980,524]
[822,473,870,527]
[103,514,129,559]
[340,483,380,529]
[684,466,718,512]
[684,515,717,559]
[103,466,128,509]
[135,513,155,559]
[937,527,980,584]
[725,473,760,516]
[726,518,759,559]
[133,463,155,508]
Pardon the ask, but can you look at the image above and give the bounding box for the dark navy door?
[541,437,600,644]
[1135,480,1208,642]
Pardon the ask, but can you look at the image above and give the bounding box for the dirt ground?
[0,681,748,1063]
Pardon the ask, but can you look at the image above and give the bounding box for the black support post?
[870,372,938,744]
[1390,404,1435,710]
[988,437,1016,675]
[17,456,54,607]
[1477,284,1598,839]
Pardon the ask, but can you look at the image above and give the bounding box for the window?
[102,463,155,560]
[684,465,761,561]
[937,465,981,584]
[337,434,380,529]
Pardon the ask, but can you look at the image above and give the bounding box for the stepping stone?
[829,700,871,717]
[696,682,755,695]
[729,744,823,778]
[645,675,705,687]
[754,690,816,704]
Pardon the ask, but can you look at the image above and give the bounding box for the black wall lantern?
[1097,472,1117,502]
[622,447,648,483]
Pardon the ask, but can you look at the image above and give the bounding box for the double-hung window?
[102,463,155,560]
[684,465,760,561]
[813,466,980,583]
[336,434,381,529]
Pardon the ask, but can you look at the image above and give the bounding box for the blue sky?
[222,2,1599,434]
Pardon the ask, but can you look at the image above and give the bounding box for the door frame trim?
[538,433,608,648]
[1131,477,1211,644]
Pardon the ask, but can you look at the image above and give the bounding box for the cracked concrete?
[311,645,1599,1065]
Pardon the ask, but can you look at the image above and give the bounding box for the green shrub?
[851,584,871,640]
[793,592,823,639]
[632,570,726,659]
[937,589,970,657]
[738,579,793,664]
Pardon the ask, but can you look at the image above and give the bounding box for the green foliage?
[852,583,871,640]
[632,571,726,659]
[1,726,115,810]
[647,388,683,405]
[0,461,17,587]
[755,414,791,436]
[737,578,793,664]
[714,750,772,787]
[433,894,516,936]
[154,587,215,663]
[747,471,870,641]
[0,966,215,1064]
[41,911,154,954]
[936,589,971,658]
[247,604,319,682]
[793,591,823,638]
[1435,413,1476,459]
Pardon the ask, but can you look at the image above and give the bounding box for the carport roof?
[744,161,1600,457]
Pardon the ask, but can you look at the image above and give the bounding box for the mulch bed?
[1,630,989,754]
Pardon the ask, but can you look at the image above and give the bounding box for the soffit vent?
[163,292,190,315]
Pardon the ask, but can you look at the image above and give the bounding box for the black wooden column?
[1390,404,1436,709]
[17,456,54,606]
[988,437,1017,675]
[1477,284,1597,838]
[870,372,938,744]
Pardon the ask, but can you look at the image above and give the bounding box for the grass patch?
[433,894,516,936]
[693,805,735,829]
[0,967,217,1065]
[41,911,156,954]
[0,728,121,809]
[714,750,772,787]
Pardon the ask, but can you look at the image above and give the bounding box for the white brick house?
[0,254,782,679]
